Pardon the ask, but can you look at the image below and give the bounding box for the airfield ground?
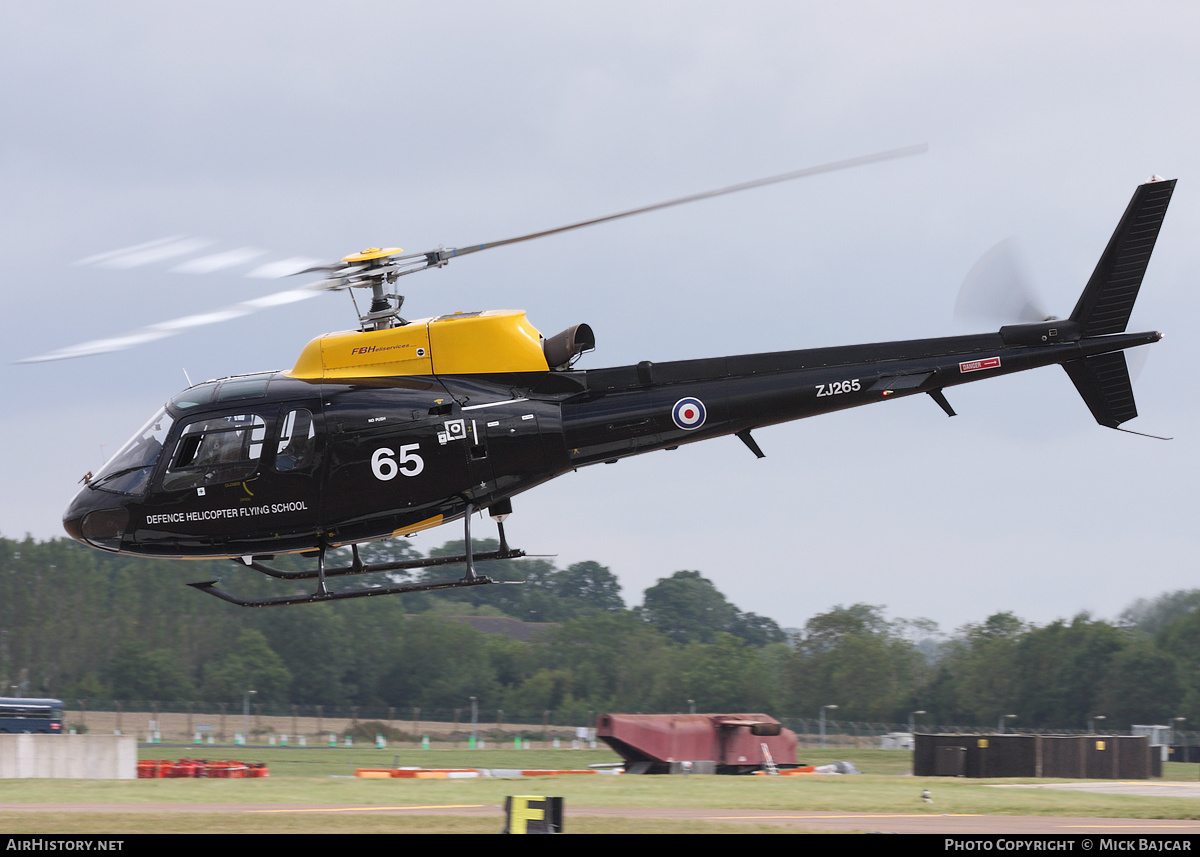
[4,748,1200,834]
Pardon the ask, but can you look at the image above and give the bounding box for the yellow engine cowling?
[287,310,551,379]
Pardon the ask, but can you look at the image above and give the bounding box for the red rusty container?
[596,713,797,774]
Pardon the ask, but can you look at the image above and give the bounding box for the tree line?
[1,535,1196,732]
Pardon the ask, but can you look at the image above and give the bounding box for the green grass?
[140,744,627,778]
[133,744,921,777]
[2,746,1199,834]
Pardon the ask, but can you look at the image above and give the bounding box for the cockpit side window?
[162,413,267,492]
[274,409,316,472]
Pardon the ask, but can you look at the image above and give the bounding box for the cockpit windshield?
[90,408,175,496]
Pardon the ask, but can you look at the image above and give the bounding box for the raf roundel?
[672,397,707,430]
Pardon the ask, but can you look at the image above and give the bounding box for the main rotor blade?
[26,145,926,363]
[18,283,328,363]
[441,144,928,261]
[75,236,214,269]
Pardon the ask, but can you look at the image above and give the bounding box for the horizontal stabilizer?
[1062,352,1137,428]
[1070,178,1175,336]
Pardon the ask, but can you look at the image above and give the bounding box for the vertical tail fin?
[1069,177,1175,336]
[1064,177,1174,430]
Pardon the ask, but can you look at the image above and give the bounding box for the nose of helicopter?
[63,486,130,552]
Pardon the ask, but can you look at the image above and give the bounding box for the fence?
[61,701,592,745]
[47,701,1199,749]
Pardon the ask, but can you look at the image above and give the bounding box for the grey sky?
[3,2,1198,633]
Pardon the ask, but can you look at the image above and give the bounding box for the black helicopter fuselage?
[63,177,1174,569]
[61,319,1159,560]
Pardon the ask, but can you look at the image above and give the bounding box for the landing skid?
[187,503,524,608]
[187,572,508,608]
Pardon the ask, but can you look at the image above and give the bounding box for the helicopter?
[43,147,1174,607]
